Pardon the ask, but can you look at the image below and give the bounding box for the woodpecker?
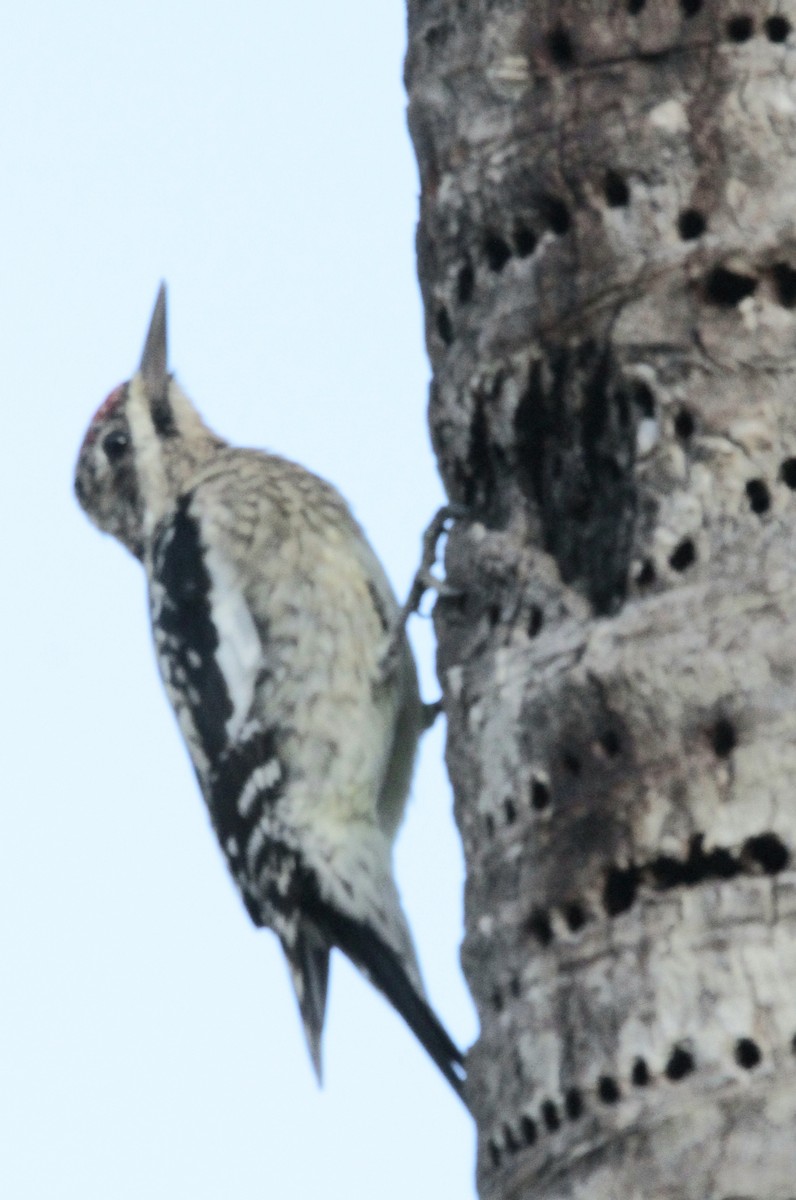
[74,284,465,1097]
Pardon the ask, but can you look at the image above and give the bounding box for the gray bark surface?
[405,2,796,1197]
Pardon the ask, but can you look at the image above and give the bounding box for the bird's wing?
[148,488,287,917]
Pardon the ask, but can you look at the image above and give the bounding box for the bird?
[74,283,465,1097]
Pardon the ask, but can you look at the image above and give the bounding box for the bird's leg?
[377,503,464,687]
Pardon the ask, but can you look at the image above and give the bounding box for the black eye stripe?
[102,429,129,461]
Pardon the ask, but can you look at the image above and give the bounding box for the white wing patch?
[203,541,263,741]
[237,759,284,818]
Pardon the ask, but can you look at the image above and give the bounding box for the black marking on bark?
[565,1088,584,1119]
[599,833,790,923]
[603,170,630,208]
[546,24,574,65]
[636,558,656,586]
[520,1115,537,1145]
[678,208,707,240]
[463,374,508,520]
[704,266,757,306]
[735,1037,761,1068]
[665,1045,695,1080]
[504,798,517,825]
[488,1139,501,1167]
[457,261,475,303]
[513,224,537,257]
[542,195,571,235]
[526,908,553,945]
[669,538,696,571]
[541,1100,560,1132]
[424,21,451,49]
[680,0,703,15]
[726,15,754,41]
[745,478,771,514]
[648,837,738,888]
[743,832,789,873]
[603,865,639,915]
[600,730,621,756]
[674,408,695,439]
[711,717,736,757]
[484,233,512,272]
[530,777,550,810]
[514,344,637,614]
[630,380,655,417]
[627,0,646,13]
[772,262,796,307]
[632,1058,650,1086]
[436,306,454,345]
[598,1076,620,1103]
[780,458,796,488]
[528,604,544,637]
[466,394,492,510]
[152,496,232,762]
[766,15,791,41]
[564,901,587,931]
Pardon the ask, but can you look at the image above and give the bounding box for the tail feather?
[282,926,330,1084]
[308,899,467,1100]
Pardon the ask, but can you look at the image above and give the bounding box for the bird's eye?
[102,429,129,462]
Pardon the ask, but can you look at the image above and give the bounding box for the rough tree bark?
[405,2,796,1197]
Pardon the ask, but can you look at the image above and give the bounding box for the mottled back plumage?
[74,285,465,1097]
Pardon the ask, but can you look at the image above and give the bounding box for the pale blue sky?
[1,4,476,1197]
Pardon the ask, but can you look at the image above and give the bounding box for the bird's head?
[74,284,221,559]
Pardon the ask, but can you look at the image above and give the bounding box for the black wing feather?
[151,493,233,762]
[308,897,466,1098]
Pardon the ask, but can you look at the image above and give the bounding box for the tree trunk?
[405,2,796,1197]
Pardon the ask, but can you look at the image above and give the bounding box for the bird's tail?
[309,900,467,1101]
[282,924,331,1084]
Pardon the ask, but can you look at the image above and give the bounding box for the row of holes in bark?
[608,381,796,509]
[672,418,796,514]
[704,262,796,308]
[436,194,701,344]
[484,717,736,836]
[629,5,791,42]
[633,453,796,587]
[519,833,790,951]
[472,464,792,629]
[487,1033,774,1170]
[438,251,796,350]
[637,385,796,502]
[547,11,791,66]
[450,198,706,306]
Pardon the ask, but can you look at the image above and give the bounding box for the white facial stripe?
[125,374,171,536]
